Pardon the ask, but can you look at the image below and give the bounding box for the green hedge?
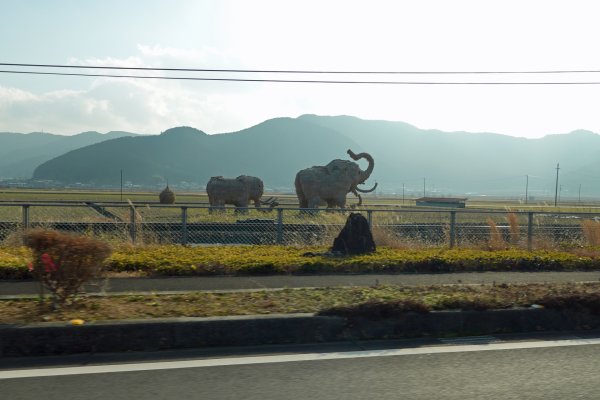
[2,245,600,280]
[0,247,33,280]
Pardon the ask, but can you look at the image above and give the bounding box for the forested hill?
[0,130,137,179]
[31,116,600,197]
[32,121,362,190]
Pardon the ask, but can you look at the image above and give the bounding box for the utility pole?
[525,174,529,204]
[579,184,582,204]
[559,184,562,203]
[423,178,426,198]
[554,163,560,207]
[402,183,405,204]
[120,169,123,202]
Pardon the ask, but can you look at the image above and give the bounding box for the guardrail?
[1,202,599,248]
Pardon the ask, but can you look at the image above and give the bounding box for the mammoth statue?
[295,149,377,209]
[206,175,277,210]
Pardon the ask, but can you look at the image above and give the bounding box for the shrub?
[4,244,600,280]
[22,229,111,307]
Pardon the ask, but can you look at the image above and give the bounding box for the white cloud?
[0,46,255,134]
[0,86,38,104]
[137,44,242,70]
[138,45,209,60]
[3,71,600,137]
[68,56,145,69]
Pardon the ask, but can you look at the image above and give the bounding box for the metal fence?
[1,202,600,248]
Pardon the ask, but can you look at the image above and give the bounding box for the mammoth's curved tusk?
[260,197,280,207]
[355,182,378,193]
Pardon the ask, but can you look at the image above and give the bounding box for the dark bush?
[318,299,430,320]
[539,293,600,314]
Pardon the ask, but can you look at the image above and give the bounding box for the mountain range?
[0,130,137,179]
[2,115,600,197]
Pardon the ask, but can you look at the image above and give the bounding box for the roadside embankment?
[2,308,600,357]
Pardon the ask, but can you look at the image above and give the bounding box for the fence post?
[276,208,283,244]
[367,210,373,229]
[22,205,30,230]
[129,205,137,244]
[181,206,188,245]
[527,212,534,250]
[449,210,456,248]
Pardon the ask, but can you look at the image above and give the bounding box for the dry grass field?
[2,282,600,324]
[2,188,600,210]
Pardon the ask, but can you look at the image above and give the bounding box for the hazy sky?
[2,0,600,137]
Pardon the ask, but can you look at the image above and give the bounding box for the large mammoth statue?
[295,149,377,209]
[206,175,276,210]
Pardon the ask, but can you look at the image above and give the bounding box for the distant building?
[415,197,467,208]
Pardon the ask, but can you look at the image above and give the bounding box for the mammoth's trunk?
[347,149,374,184]
[351,189,363,207]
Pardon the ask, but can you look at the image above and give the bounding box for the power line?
[4,69,600,85]
[3,62,600,75]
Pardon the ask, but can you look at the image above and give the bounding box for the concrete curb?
[4,271,600,297]
[2,308,600,357]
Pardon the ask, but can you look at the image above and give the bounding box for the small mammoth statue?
[206,175,277,210]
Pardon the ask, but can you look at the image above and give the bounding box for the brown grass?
[1,230,26,247]
[581,219,600,246]
[506,213,520,245]
[529,236,558,251]
[371,225,408,249]
[487,218,507,250]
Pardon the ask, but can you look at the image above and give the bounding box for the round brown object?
[159,185,175,204]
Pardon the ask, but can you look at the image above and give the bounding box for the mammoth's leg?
[307,197,322,209]
[216,200,227,213]
[295,190,308,208]
[234,201,249,214]
[208,196,214,213]
[334,193,347,209]
[325,200,336,213]
[298,197,310,215]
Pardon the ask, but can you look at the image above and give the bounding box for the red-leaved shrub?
[23,229,111,307]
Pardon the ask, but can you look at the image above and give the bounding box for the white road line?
[2,337,600,380]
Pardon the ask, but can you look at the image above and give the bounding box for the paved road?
[2,271,600,297]
[2,334,600,399]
